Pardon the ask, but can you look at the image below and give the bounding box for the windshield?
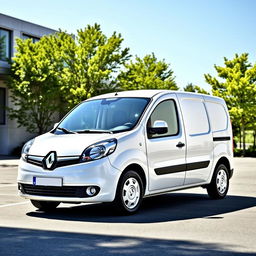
[56,97,150,134]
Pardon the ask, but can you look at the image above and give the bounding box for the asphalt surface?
[0,158,255,256]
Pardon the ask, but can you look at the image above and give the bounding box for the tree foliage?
[205,53,256,154]
[183,83,209,94]
[8,24,179,135]
[8,37,63,134]
[8,24,130,134]
[117,53,178,91]
[60,24,130,108]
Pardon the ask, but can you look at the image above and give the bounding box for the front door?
[145,94,186,191]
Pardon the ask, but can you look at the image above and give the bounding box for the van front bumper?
[17,157,121,203]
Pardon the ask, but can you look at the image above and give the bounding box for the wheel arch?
[119,163,147,194]
[214,156,232,178]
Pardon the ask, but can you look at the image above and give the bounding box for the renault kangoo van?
[18,90,233,214]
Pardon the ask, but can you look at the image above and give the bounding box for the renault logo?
[43,151,57,170]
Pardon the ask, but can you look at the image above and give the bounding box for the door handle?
[176,142,185,148]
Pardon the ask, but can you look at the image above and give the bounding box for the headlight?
[80,139,117,162]
[21,139,35,160]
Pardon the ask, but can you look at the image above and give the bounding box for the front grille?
[26,155,80,170]
[19,183,89,198]
[27,158,43,167]
[56,159,80,168]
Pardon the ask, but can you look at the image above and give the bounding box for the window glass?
[0,88,6,125]
[23,34,40,43]
[0,28,11,61]
[57,97,150,133]
[147,100,179,138]
[205,101,228,132]
[180,99,209,136]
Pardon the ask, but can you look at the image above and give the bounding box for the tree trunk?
[241,121,246,156]
[239,127,242,149]
[253,130,256,150]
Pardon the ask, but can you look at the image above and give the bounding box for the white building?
[0,13,56,155]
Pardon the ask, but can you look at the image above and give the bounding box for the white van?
[18,90,234,214]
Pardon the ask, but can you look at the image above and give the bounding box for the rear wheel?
[207,164,229,199]
[30,200,60,211]
[114,170,144,215]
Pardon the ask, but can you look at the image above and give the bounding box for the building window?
[0,88,6,125]
[23,33,40,43]
[0,28,11,61]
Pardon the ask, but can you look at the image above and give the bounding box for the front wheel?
[207,164,229,199]
[30,200,60,212]
[114,171,144,215]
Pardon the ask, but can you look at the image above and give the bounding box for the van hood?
[29,132,115,156]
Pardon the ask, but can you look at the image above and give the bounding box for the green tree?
[247,113,256,150]
[205,53,256,155]
[8,36,64,134]
[60,24,130,108]
[8,24,130,134]
[117,53,178,91]
[183,83,209,94]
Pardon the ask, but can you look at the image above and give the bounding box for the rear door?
[145,93,186,191]
[177,94,213,185]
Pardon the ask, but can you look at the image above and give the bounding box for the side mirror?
[148,120,168,135]
[53,123,59,129]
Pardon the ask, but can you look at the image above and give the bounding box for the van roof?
[90,90,169,100]
[89,90,223,102]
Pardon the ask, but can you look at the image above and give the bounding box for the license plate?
[33,177,62,187]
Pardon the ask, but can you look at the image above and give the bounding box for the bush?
[234,146,256,157]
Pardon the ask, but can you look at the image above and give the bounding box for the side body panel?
[177,93,214,184]
[108,127,149,182]
[203,95,234,181]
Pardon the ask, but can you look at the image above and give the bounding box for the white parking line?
[0,201,29,208]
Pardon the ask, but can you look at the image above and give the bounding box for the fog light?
[86,186,97,196]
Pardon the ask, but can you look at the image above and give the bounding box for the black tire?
[207,164,229,199]
[113,170,144,215]
[30,200,60,211]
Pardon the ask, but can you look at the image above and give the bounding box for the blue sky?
[1,0,256,90]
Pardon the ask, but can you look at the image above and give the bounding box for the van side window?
[147,100,179,138]
[205,102,228,132]
[180,99,209,136]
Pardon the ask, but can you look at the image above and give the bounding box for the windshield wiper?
[77,129,113,134]
[57,127,77,134]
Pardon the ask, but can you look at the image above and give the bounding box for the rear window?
[205,102,228,132]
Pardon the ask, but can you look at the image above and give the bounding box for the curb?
[0,164,19,167]
[0,158,20,168]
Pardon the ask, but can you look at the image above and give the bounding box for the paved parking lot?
[0,158,255,255]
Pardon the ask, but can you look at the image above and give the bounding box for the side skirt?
[144,181,210,198]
